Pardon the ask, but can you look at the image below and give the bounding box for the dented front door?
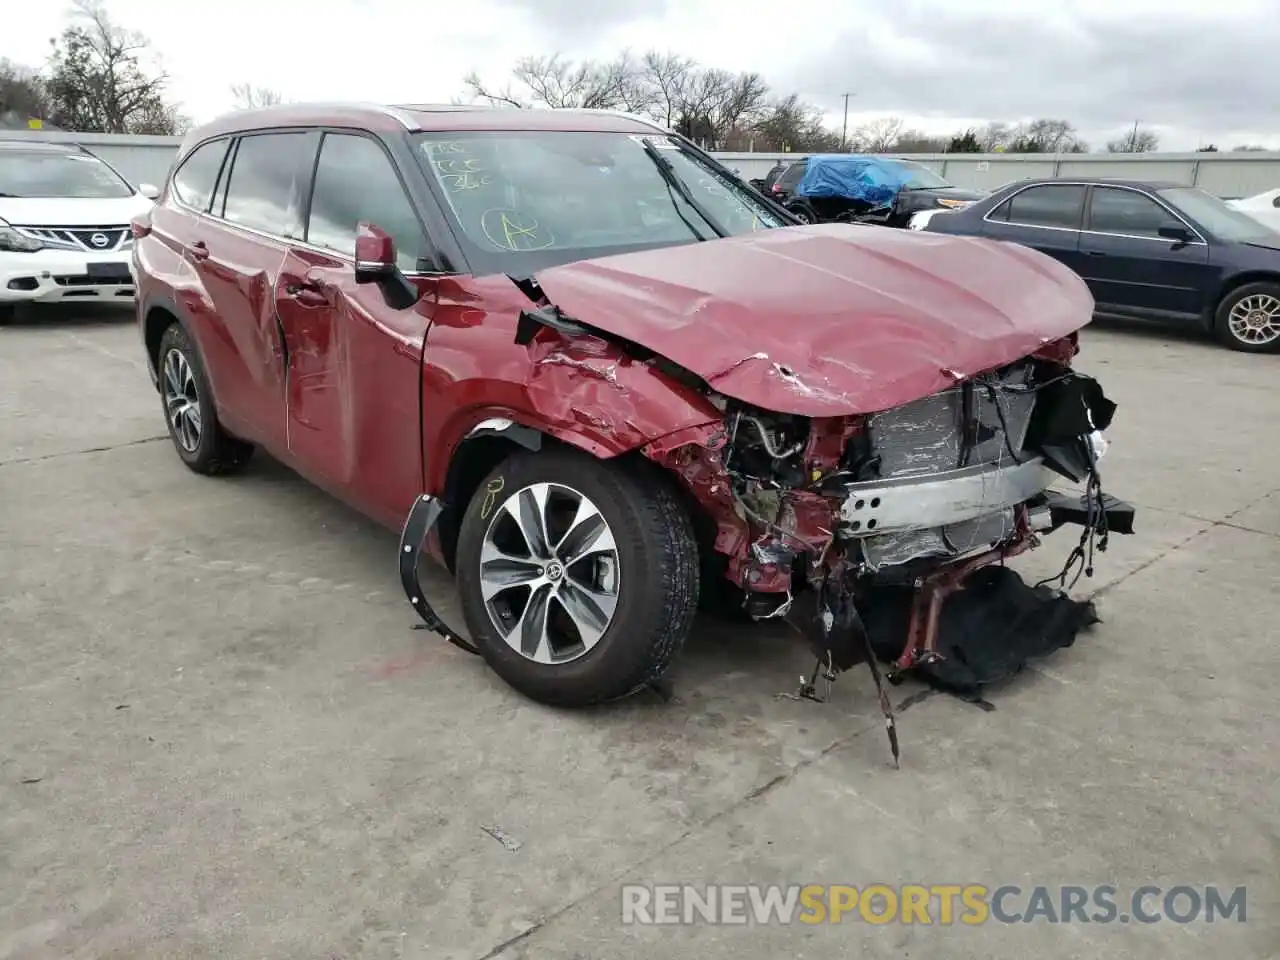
[274,247,432,529]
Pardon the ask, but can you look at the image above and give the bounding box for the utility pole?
[1128,119,1140,153]
[840,92,853,151]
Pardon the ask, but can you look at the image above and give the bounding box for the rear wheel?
[455,448,699,707]
[157,322,255,474]
[1214,282,1280,353]
[0,304,15,326]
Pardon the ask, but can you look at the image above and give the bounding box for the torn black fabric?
[860,566,1099,701]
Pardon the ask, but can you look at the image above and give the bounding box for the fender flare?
[140,293,193,388]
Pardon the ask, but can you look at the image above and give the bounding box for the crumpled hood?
[531,223,1095,416]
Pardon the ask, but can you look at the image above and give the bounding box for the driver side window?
[1087,187,1182,238]
[305,133,427,271]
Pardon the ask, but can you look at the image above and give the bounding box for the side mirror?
[354,222,397,284]
[353,221,419,310]
[138,183,160,200]
[1157,224,1195,244]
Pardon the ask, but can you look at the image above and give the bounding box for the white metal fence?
[5,129,1279,199]
[716,152,1280,198]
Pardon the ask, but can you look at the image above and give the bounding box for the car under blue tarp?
[796,155,905,207]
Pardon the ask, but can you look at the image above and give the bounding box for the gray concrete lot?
[1,305,1277,960]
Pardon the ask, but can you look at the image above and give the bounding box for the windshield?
[0,151,134,199]
[1159,186,1280,242]
[882,159,952,190]
[413,131,787,274]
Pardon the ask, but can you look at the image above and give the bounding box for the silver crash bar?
[838,458,1055,536]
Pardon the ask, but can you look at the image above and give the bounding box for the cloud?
[489,0,669,43]
[769,0,1280,148]
[3,0,1274,148]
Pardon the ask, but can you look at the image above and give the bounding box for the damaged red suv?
[132,103,1134,734]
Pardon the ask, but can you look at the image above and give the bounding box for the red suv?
[132,103,1132,725]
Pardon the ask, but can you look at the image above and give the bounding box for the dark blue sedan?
[921,177,1280,353]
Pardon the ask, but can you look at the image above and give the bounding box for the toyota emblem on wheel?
[89,232,110,248]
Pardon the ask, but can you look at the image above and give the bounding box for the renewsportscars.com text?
[621,884,1247,926]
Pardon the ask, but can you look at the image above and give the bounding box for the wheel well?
[435,431,703,575]
[1213,272,1280,319]
[144,306,180,376]
[437,434,537,574]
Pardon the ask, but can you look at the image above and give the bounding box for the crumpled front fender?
[423,357,723,495]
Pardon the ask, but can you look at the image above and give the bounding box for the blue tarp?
[796,155,904,207]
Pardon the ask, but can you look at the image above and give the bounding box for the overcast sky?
[5,0,1278,150]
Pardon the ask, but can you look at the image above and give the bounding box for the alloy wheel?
[163,347,202,452]
[478,482,621,665]
[1227,293,1280,346]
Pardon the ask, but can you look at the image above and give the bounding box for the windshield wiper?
[639,139,730,240]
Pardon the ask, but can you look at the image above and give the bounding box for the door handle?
[185,240,210,261]
[1085,250,1108,257]
[284,280,329,306]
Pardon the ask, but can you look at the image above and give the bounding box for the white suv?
[0,139,159,322]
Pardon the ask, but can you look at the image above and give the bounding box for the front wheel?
[455,448,699,707]
[1214,282,1280,353]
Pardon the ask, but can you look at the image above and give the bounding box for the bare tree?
[673,67,769,148]
[0,59,51,125]
[608,50,659,115]
[44,0,182,134]
[977,121,1014,152]
[461,71,527,108]
[639,51,694,127]
[230,83,282,110]
[851,116,904,153]
[511,53,638,109]
[752,94,840,152]
[132,98,190,135]
[1106,123,1159,153]
[1011,118,1088,153]
[1230,144,1267,152]
[893,129,950,153]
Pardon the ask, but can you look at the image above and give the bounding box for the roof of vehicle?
[182,102,670,148]
[1000,176,1186,191]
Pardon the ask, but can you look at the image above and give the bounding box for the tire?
[1213,282,1280,353]
[0,305,15,326]
[788,204,815,225]
[455,448,699,707]
[156,322,255,474]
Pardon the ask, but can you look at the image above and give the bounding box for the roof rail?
[393,102,502,112]
[558,108,668,132]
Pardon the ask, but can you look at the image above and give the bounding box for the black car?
[770,155,986,228]
[924,177,1280,353]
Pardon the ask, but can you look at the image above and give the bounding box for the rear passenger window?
[171,139,229,212]
[305,133,426,271]
[1004,184,1086,229]
[221,132,313,238]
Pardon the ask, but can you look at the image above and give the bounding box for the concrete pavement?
[1,306,1277,959]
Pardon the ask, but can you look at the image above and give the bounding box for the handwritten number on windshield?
[427,142,494,192]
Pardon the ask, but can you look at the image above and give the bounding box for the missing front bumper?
[838,457,1055,536]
